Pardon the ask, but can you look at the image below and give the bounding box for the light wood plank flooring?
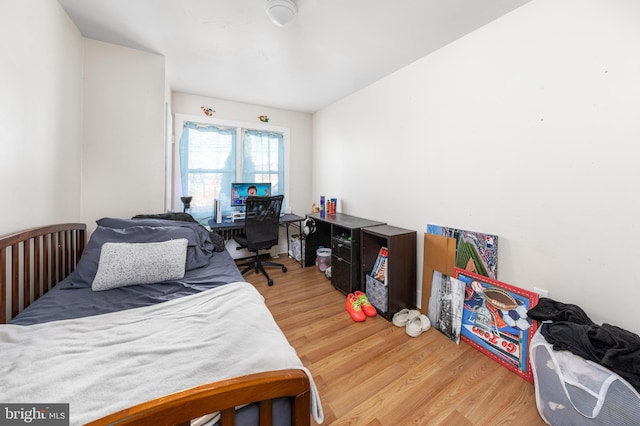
[242,256,545,425]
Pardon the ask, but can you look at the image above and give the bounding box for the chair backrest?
[244,195,284,252]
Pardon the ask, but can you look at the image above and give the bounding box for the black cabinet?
[361,225,417,321]
[304,213,384,295]
[331,232,357,295]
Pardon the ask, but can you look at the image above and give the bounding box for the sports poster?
[426,224,498,280]
[454,268,538,382]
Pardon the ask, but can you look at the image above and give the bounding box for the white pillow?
[91,239,188,291]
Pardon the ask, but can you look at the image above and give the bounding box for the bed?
[0,219,323,426]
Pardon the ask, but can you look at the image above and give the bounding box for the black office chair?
[233,195,287,286]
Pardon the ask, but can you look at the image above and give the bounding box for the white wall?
[81,39,166,232]
[312,0,640,333]
[0,0,83,235]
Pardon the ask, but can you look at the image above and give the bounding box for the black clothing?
[528,297,593,325]
[133,212,226,252]
[529,298,640,392]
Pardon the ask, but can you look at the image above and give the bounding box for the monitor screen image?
[230,182,272,207]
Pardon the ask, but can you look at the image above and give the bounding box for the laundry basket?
[530,328,640,425]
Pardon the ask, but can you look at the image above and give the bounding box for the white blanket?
[0,282,323,425]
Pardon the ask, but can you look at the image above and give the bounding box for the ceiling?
[58,0,532,113]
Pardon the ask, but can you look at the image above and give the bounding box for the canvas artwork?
[427,271,466,344]
[426,224,498,280]
[454,268,539,382]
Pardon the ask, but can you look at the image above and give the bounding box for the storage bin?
[530,328,640,425]
[289,234,304,263]
[365,273,387,313]
[316,248,331,272]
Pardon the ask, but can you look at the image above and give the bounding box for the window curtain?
[241,130,284,196]
[179,122,236,221]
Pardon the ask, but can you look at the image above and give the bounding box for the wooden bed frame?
[0,223,312,426]
[0,223,86,323]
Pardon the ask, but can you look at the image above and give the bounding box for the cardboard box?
[420,232,456,314]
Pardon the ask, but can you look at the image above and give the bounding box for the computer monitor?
[230,182,272,207]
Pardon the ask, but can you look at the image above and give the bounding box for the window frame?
[172,114,290,215]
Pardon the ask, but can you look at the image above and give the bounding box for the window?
[176,116,287,223]
[241,129,284,195]
[178,122,236,220]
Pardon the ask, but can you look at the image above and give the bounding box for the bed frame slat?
[34,235,41,300]
[0,223,86,323]
[22,239,31,315]
[55,231,62,283]
[11,243,19,320]
[259,399,273,425]
[1,248,6,324]
[44,233,51,294]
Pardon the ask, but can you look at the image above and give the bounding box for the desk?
[304,212,385,294]
[208,213,305,265]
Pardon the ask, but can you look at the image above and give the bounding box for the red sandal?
[354,291,377,317]
[345,293,366,322]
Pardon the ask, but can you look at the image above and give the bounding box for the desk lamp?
[180,196,192,214]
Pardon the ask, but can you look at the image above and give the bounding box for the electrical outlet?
[534,287,549,298]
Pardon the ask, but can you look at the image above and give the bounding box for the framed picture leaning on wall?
[454,268,539,382]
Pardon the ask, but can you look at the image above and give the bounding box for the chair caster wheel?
[282,266,288,272]
[268,279,274,286]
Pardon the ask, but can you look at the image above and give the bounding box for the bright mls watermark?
[0,404,69,425]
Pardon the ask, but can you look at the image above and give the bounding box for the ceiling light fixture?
[265,0,297,27]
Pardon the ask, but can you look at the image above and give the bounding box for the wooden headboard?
[0,223,86,323]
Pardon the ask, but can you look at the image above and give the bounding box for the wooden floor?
[243,256,546,426]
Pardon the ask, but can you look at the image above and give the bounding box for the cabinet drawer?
[331,255,352,295]
[331,238,352,262]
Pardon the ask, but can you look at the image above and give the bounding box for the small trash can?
[316,248,331,272]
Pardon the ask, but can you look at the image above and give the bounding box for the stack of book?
[371,246,388,283]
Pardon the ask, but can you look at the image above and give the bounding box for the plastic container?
[316,248,331,272]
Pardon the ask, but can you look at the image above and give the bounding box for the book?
[371,246,386,274]
[374,257,387,282]
[371,246,388,282]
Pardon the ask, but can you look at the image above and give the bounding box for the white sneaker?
[406,314,431,337]
[392,308,420,327]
